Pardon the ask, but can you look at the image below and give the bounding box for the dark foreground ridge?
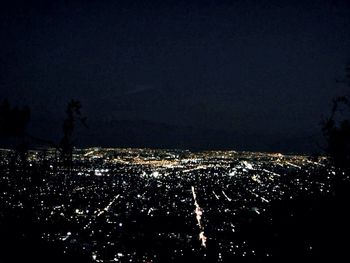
[1,148,349,262]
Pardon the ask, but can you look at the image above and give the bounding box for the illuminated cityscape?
[1,1,350,262]
[0,148,340,262]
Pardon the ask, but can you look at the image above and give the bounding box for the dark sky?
[1,0,350,152]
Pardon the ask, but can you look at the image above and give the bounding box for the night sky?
[1,0,350,152]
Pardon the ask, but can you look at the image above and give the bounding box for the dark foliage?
[0,99,31,138]
[322,65,350,169]
[0,161,92,263]
[0,99,31,167]
[239,180,350,262]
[59,99,87,168]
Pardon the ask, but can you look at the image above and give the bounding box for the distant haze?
[1,0,350,153]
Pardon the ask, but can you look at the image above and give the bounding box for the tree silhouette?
[322,65,350,169]
[0,98,31,166]
[59,99,87,170]
[0,99,31,138]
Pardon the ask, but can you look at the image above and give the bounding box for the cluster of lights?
[0,148,339,262]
